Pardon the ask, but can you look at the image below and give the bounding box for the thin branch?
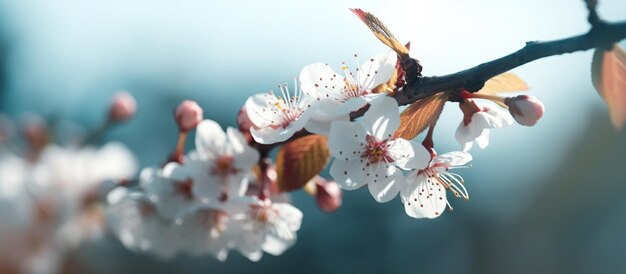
[584,0,601,26]
[249,12,626,152]
[393,20,626,106]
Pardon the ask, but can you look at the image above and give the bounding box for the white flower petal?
[250,107,313,144]
[484,106,514,127]
[224,173,249,199]
[435,151,473,167]
[402,172,448,219]
[328,121,366,160]
[311,99,344,120]
[475,128,490,149]
[360,96,400,140]
[273,203,303,231]
[161,162,189,181]
[357,51,397,90]
[304,114,349,135]
[191,172,222,201]
[262,234,294,256]
[329,159,368,190]
[226,128,260,170]
[455,121,475,149]
[335,97,368,115]
[299,63,344,99]
[244,93,273,128]
[367,164,403,203]
[195,120,226,158]
[388,139,430,170]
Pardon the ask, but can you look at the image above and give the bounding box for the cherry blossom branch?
[393,19,626,106]
[247,2,626,163]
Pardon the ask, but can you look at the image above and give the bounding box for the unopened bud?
[20,113,48,150]
[237,106,255,132]
[109,91,137,122]
[504,95,545,126]
[313,176,342,212]
[175,100,203,131]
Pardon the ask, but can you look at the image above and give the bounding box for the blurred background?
[0,0,625,273]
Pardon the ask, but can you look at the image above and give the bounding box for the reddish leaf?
[477,72,529,108]
[592,44,626,130]
[350,8,409,56]
[373,42,411,95]
[394,93,448,140]
[276,135,331,192]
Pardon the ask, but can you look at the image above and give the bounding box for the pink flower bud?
[313,176,342,212]
[237,106,255,132]
[20,113,48,151]
[175,100,203,131]
[505,95,545,126]
[109,92,137,122]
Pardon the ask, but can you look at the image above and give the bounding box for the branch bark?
[393,21,626,106]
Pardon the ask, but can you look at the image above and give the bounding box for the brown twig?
[393,19,626,106]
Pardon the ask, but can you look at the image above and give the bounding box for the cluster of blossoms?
[0,93,138,274]
[0,50,546,269]
[0,6,621,271]
[243,50,545,219]
[103,49,545,262]
[106,101,306,261]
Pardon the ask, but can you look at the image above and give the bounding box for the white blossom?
[229,198,303,261]
[185,120,259,202]
[328,96,430,203]
[401,151,472,219]
[140,163,197,219]
[455,101,513,151]
[300,51,396,135]
[245,82,316,144]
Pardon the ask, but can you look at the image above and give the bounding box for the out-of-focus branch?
[393,19,626,106]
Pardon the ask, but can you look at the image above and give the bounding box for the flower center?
[211,155,238,178]
[262,83,310,129]
[360,135,393,166]
[249,204,276,223]
[174,179,194,200]
[139,201,157,217]
[418,166,469,200]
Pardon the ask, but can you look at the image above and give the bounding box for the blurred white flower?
[401,151,472,219]
[0,152,40,274]
[186,120,259,202]
[328,96,430,203]
[300,51,396,134]
[140,163,196,219]
[174,205,232,260]
[0,140,138,273]
[106,187,181,259]
[229,198,303,261]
